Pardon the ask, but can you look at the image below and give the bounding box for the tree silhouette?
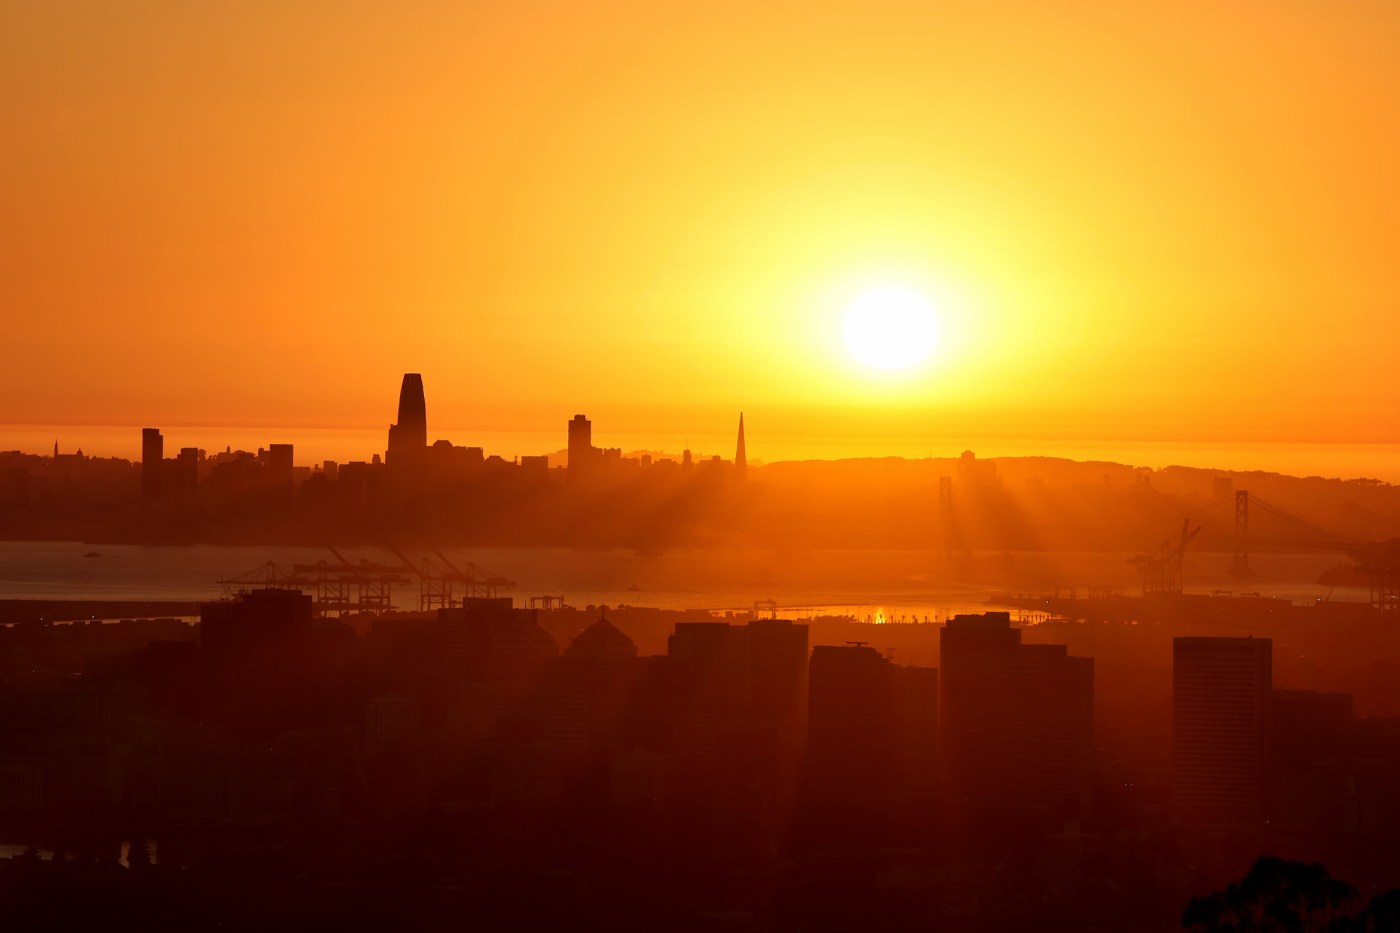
[1348,889,1400,933]
[1184,857,1358,932]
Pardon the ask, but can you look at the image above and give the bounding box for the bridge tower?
[1229,490,1254,578]
[938,475,954,557]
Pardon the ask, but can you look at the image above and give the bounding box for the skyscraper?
[939,612,1094,818]
[141,427,164,501]
[200,588,325,729]
[266,443,293,480]
[735,412,746,479]
[544,614,637,761]
[667,619,808,789]
[386,373,427,465]
[805,644,901,804]
[568,414,595,474]
[1173,636,1272,822]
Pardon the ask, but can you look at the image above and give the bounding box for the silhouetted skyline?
[6,2,1400,928]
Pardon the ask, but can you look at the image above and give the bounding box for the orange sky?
[5,1,1400,468]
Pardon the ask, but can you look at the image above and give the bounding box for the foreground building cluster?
[1,591,1400,929]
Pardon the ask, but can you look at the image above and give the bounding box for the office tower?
[745,619,810,743]
[806,645,901,803]
[386,373,428,465]
[200,588,319,728]
[568,414,595,474]
[435,600,558,737]
[174,447,200,494]
[1172,636,1272,822]
[267,443,294,489]
[545,615,638,760]
[438,599,558,687]
[940,612,1094,817]
[667,619,809,786]
[141,428,164,501]
[735,412,746,479]
[899,665,939,794]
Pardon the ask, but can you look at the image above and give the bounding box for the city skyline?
[8,2,1400,475]
[18,391,1400,483]
[6,3,1400,927]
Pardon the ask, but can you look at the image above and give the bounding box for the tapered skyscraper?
[387,373,427,465]
[735,412,746,479]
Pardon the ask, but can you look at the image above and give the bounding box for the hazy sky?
[5,1,1400,463]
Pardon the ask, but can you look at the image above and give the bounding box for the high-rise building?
[266,443,293,480]
[1173,636,1272,821]
[387,373,428,465]
[735,412,746,479]
[939,612,1094,817]
[173,447,200,494]
[438,599,558,689]
[263,442,294,505]
[200,588,325,729]
[806,645,901,803]
[667,619,809,787]
[544,615,638,760]
[568,414,595,474]
[141,427,164,501]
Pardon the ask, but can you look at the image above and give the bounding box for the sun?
[841,286,939,370]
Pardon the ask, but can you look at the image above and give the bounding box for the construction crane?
[1129,519,1202,598]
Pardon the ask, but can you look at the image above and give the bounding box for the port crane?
[1129,519,1202,597]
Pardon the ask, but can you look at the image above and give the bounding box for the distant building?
[387,373,428,465]
[141,427,163,501]
[267,443,294,492]
[735,412,746,479]
[940,612,1093,818]
[568,414,596,474]
[173,447,200,493]
[1172,636,1272,822]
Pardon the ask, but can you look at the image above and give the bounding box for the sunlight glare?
[841,286,939,371]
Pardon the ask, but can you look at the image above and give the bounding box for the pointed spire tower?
[735,412,747,479]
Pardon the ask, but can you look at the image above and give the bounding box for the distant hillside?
[744,453,1399,552]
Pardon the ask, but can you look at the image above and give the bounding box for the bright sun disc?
[842,286,938,370]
